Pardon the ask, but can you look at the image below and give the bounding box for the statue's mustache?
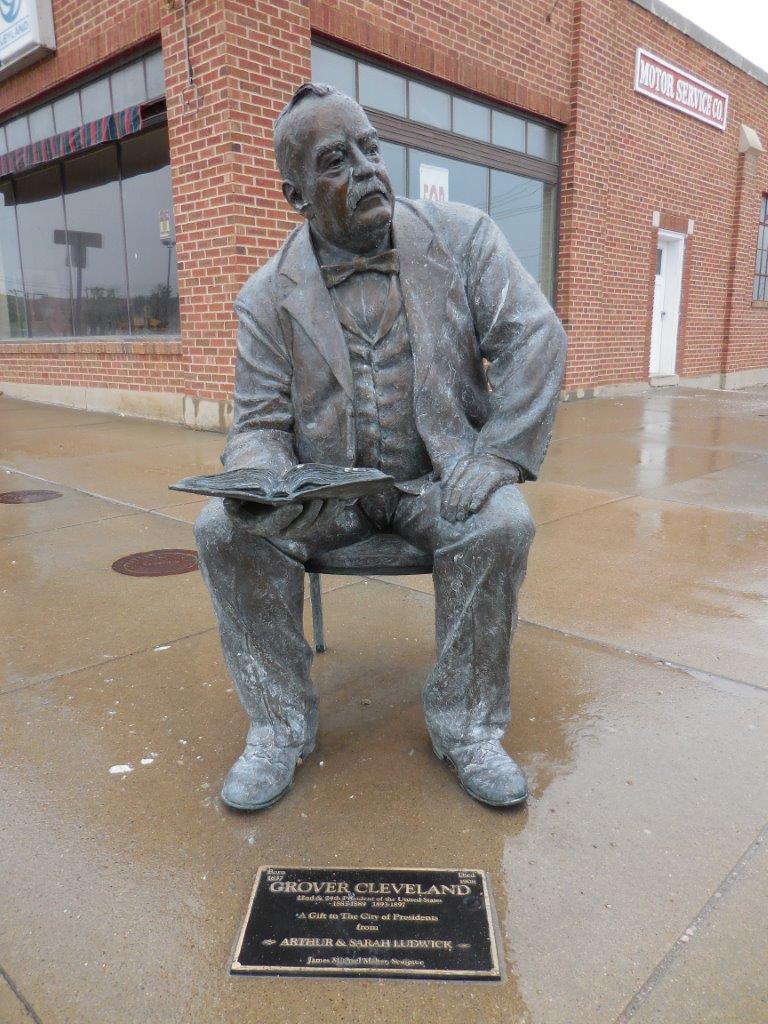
[347,178,390,212]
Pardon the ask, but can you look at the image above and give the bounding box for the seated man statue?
[195,82,567,812]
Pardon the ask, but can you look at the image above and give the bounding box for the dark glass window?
[526,123,558,161]
[754,195,768,302]
[359,64,407,117]
[0,52,175,341]
[6,117,30,151]
[312,47,356,96]
[378,140,405,197]
[15,167,72,338]
[490,170,555,296]
[63,148,130,335]
[453,98,490,142]
[145,51,166,99]
[120,129,179,334]
[492,110,526,152]
[0,129,179,340]
[409,82,451,130]
[80,79,112,122]
[52,93,82,135]
[408,149,487,209]
[29,106,54,144]
[111,62,147,110]
[0,182,27,338]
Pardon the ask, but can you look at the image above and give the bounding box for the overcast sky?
[661,0,768,74]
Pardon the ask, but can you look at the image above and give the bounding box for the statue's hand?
[440,454,521,522]
[223,498,332,539]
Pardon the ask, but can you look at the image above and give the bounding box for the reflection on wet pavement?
[0,386,767,1024]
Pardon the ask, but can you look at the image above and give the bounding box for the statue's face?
[283,94,395,252]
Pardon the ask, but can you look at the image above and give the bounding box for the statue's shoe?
[431,738,528,807]
[221,739,314,811]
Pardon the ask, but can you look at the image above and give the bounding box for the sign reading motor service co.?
[634,48,728,131]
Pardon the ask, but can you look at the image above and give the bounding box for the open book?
[169,464,394,506]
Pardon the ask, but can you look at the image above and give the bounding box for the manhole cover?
[111,549,199,577]
[0,489,63,504]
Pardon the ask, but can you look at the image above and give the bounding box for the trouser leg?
[393,483,535,749]
[194,498,373,750]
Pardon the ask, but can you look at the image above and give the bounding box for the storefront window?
[0,182,26,338]
[490,170,555,296]
[0,128,178,340]
[408,149,488,209]
[63,148,130,335]
[378,140,406,197]
[15,167,72,338]
[120,130,179,335]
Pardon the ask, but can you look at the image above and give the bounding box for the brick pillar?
[721,125,765,383]
[160,0,310,428]
[556,0,613,394]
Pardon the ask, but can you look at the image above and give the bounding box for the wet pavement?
[1,386,767,1024]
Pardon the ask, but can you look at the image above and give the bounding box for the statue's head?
[274,83,395,254]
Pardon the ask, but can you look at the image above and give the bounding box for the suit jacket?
[224,198,567,482]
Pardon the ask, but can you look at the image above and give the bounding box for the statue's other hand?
[440,455,521,523]
[223,498,329,538]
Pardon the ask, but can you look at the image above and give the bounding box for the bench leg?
[308,571,326,653]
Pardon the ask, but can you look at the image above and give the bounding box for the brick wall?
[0,0,766,406]
[559,0,768,388]
[160,0,310,407]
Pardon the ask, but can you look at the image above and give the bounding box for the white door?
[650,231,685,377]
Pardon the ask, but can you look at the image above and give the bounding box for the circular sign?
[0,0,22,26]
[0,489,63,504]
[111,548,199,577]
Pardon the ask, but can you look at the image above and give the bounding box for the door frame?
[649,228,686,379]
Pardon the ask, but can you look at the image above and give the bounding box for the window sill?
[751,300,768,310]
[0,336,183,355]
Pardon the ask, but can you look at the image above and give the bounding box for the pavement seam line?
[614,822,768,1024]
[369,578,768,697]
[0,964,44,1024]
[0,626,220,698]
[0,464,162,515]
[518,617,768,697]
[0,510,143,543]
[0,579,367,699]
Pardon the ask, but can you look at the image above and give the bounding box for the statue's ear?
[283,181,311,218]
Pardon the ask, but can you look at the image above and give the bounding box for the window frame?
[753,194,768,304]
[0,120,179,342]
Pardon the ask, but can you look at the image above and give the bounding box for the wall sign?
[634,48,728,131]
[0,0,56,83]
[419,163,449,203]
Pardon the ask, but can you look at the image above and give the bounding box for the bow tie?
[320,249,399,288]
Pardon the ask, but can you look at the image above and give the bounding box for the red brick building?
[0,0,766,426]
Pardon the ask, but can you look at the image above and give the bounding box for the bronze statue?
[194,83,567,811]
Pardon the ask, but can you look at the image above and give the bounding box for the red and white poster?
[420,163,449,203]
[634,48,729,131]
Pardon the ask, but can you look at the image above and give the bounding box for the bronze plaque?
[231,866,501,980]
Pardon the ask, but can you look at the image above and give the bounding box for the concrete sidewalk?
[1,387,767,1024]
